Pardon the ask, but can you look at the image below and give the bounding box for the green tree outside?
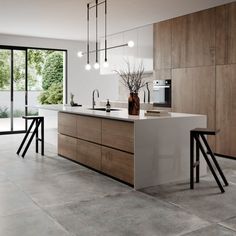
[0,49,63,105]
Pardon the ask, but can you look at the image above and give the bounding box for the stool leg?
[22,121,41,158]
[190,131,194,189]
[195,137,225,193]
[200,134,228,186]
[36,119,39,153]
[17,119,35,155]
[41,117,44,156]
[196,134,200,183]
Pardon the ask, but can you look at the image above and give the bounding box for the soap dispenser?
[106,99,111,112]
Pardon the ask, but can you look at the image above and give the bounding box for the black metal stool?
[17,116,44,158]
[190,128,228,193]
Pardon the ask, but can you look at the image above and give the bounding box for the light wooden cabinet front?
[58,112,77,137]
[172,66,216,149]
[58,112,135,184]
[154,20,172,70]
[58,134,77,161]
[77,139,101,170]
[101,146,134,184]
[77,115,102,144]
[102,119,134,153]
[216,64,236,157]
[172,8,215,68]
[216,2,236,65]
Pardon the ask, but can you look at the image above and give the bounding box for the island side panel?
[134,115,207,189]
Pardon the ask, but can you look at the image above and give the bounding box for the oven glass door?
[153,80,171,107]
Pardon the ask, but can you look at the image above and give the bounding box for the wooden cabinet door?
[216,2,236,65]
[77,139,101,170]
[58,134,77,161]
[102,119,134,153]
[216,65,236,157]
[154,20,172,70]
[58,112,77,137]
[172,66,216,149]
[101,146,134,184]
[172,8,215,68]
[77,116,102,144]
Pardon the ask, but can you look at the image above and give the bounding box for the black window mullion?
[10,49,14,132]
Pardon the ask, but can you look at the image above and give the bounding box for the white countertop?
[34,104,205,122]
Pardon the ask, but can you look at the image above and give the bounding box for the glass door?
[0,49,11,132]
[0,47,27,134]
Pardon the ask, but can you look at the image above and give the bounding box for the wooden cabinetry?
[216,65,236,157]
[154,20,172,70]
[58,134,77,161]
[102,119,134,153]
[77,115,102,144]
[58,112,77,137]
[77,139,101,170]
[172,8,215,68]
[216,2,236,65]
[172,66,216,148]
[58,112,134,184]
[101,146,134,184]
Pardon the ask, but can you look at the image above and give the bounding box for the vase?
[70,95,74,106]
[128,92,140,115]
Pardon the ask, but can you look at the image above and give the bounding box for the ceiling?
[0,0,234,41]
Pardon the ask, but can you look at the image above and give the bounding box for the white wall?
[0,34,119,106]
[100,24,153,75]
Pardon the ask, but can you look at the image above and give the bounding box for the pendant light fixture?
[78,0,134,71]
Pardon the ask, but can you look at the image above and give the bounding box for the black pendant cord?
[95,0,98,63]
[87,3,90,65]
[105,0,107,62]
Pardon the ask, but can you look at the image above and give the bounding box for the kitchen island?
[54,106,207,189]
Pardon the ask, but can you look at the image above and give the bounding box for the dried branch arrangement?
[115,60,146,93]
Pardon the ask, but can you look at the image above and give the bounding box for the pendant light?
[78,0,134,71]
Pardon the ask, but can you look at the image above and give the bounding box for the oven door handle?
[153,85,170,89]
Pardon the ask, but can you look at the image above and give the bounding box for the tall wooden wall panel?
[172,67,216,148]
[154,20,172,69]
[216,65,236,157]
[172,68,193,113]
[154,2,236,156]
[172,8,215,68]
[154,20,172,80]
[216,2,236,65]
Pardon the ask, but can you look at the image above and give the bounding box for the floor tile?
[182,224,236,236]
[0,209,72,236]
[142,179,236,223]
[220,217,236,232]
[0,181,39,217]
[45,191,210,236]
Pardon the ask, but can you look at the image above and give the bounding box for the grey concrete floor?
[0,134,236,236]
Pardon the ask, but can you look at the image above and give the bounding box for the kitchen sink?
[88,107,121,111]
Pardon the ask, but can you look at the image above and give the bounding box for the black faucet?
[146,82,151,103]
[92,89,99,109]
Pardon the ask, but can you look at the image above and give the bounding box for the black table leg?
[200,134,229,187]
[36,119,39,153]
[22,120,41,158]
[195,137,225,193]
[41,117,44,156]
[17,119,35,156]
[196,134,200,183]
[190,131,194,189]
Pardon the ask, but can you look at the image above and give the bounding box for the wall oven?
[153,80,171,107]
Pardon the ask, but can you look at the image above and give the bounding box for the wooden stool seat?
[22,115,44,120]
[191,128,220,135]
